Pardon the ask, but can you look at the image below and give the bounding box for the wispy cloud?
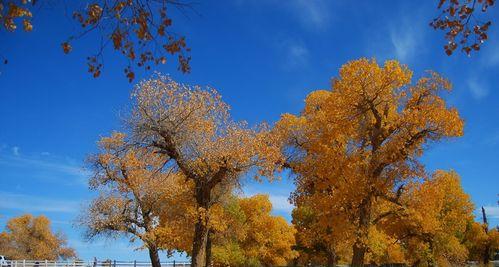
[479,28,499,67]
[268,195,294,213]
[467,78,489,100]
[390,29,417,63]
[286,42,309,68]
[235,0,332,31]
[11,146,20,156]
[481,206,499,219]
[243,188,294,214]
[288,0,331,31]
[0,146,89,185]
[366,6,425,64]
[0,191,81,213]
[389,19,423,63]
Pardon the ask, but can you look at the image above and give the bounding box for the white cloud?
[11,146,19,156]
[0,192,80,213]
[389,20,423,63]
[486,47,499,66]
[235,0,331,31]
[482,206,499,219]
[268,195,294,213]
[243,189,294,214]
[289,0,331,31]
[467,78,489,100]
[479,29,499,67]
[286,42,309,68]
[0,150,90,185]
[366,7,425,63]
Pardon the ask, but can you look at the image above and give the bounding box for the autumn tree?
[291,198,355,266]
[431,0,495,56]
[128,74,282,267]
[0,0,191,80]
[381,170,475,266]
[81,132,193,267]
[0,214,76,260]
[276,58,463,266]
[464,218,499,264]
[211,194,298,267]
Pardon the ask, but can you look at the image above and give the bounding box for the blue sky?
[1,0,499,261]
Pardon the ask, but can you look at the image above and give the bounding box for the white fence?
[4,260,191,267]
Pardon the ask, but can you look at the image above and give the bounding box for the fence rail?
[3,260,191,267]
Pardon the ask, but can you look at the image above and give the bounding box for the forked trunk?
[351,198,372,267]
[148,245,161,267]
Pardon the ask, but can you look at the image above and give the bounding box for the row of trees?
[80,131,296,267]
[1,58,498,266]
[78,58,498,266]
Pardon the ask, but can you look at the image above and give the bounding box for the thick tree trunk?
[205,230,213,267]
[351,198,372,267]
[326,251,337,267]
[191,187,211,267]
[191,219,209,267]
[351,243,367,267]
[148,245,161,267]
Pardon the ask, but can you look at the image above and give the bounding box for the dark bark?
[351,198,372,267]
[326,250,337,267]
[482,206,490,264]
[191,186,211,267]
[148,245,161,267]
[205,229,213,267]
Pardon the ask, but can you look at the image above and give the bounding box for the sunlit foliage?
[212,194,298,267]
[0,214,76,260]
[128,74,282,267]
[276,58,464,266]
[81,132,193,267]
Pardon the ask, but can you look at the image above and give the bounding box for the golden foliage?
[276,58,464,265]
[0,1,32,32]
[0,214,76,260]
[129,74,283,267]
[212,194,298,267]
[389,171,475,266]
[82,132,193,261]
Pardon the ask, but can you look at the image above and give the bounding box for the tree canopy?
[0,214,76,260]
[276,58,464,266]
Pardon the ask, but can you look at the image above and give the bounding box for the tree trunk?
[482,207,490,264]
[205,229,213,267]
[191,187,211,267]
[148,245,161,267]
[351,198,372,267]
[326,250,337,267]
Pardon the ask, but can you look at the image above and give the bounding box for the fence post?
[172,261,175,267]
[113,260,116,267]
[133,261,136,267]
